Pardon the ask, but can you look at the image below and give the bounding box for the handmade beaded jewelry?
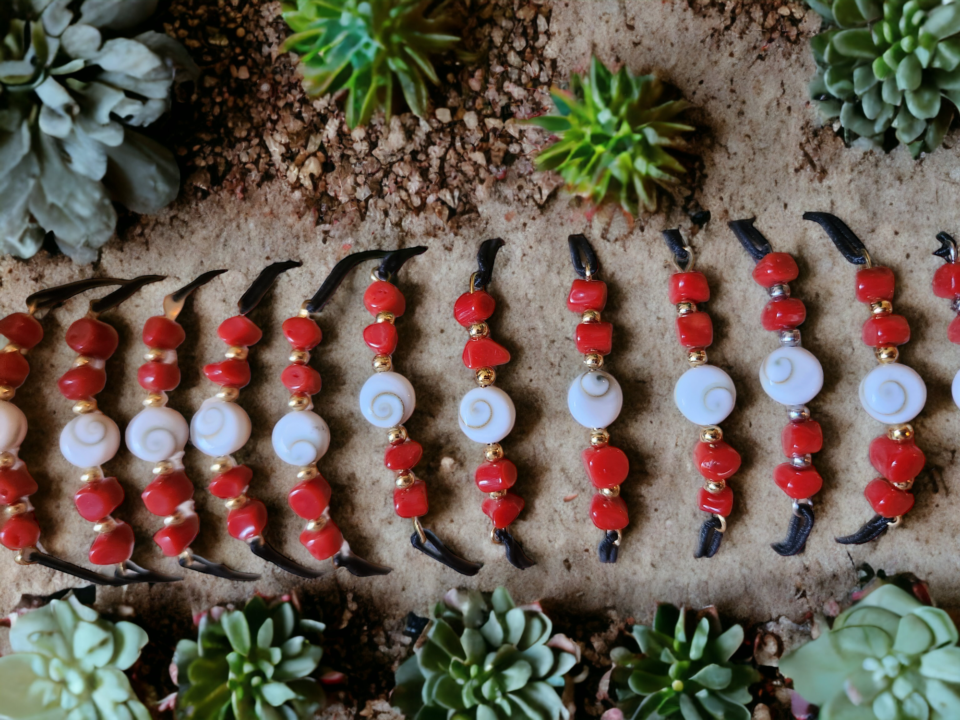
[932,232,960,408]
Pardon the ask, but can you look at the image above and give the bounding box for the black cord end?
[728,218,772,261]
[90,275,166,315]
[26,277,128,313]
[694,516,724,559]
[662,229,692,270]
[568,234,599,279]
[771,504,815,557]
[597,531,620,563]
[410,527,483,576]
[305,249,389,313]
[238,260,302,315]
[803,212,870,265]
[836,514,893,545]
[493,528,536,569]
[473,238,506,290]
[377,246,428,283]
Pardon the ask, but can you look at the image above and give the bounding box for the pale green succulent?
[0,0,195,262]
[781,583,960,720]
[0,590,150,720]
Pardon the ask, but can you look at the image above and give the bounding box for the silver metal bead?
[769,283,791,299]
[951,297,960,314]
[779,329,801,347]
[787,405,810,422]
[790,454,812,468]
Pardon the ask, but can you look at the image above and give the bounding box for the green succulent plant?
[173,596,327,720]
[0,589,150,720]
[281,0,461,129]
[806,0,960,157]
[391,587,578,720]
[528,56,695,217]
[781,582,960,720]
[608,603,760,720]
[0,0,194,262]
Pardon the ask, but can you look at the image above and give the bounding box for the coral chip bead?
[483,491,525,529]
[576,322,613,355]
[142,316,185,349]
[761,298,806,331]
[0,512,41,550]
[228,499,268,541]
[0,313,43,350]
[58,364,106,400]
[364,281,406,318]
[589,493,628,530]
[862,314,910,347]
[89,520,135,565]
[282,316,322,350]
[773,463,823,500]
[567,279,607,313]
[698,485,734,516]
[288,475,332,520]
[0,351,30,389]
[0,466,37,504]
[218,315,262,347]
[141,471,195,516]
[300,520,343,561]
[204,359,251,388]
[676,313,713,348]
[394,479,429,519]
[949,316,960,345]
[669,272,710,305]
[209,465,253,499]
[66,318,119,360]
[869,436,926,483]
[582,446,629,490]
[455,291,497,326]
[138,361,180,393]
[74,477,125,522]
[281,365,322,395]
[384,440,423,472]
[856,266,896,304]
[462,337,511,369]
[693,441,742,482]
[475,459,518,493]
[933,263,960,299]
[753,252,799,288]
[363,322,398,356]
[153,513,200,557]
[865,478,915,518]
[782,420,823,457]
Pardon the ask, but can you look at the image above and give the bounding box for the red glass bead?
[142,316,185,349]
[761,298,806,331]
[589,493,628,530]
[0,351,30,389]
[698,485,734,516]
[74,478,125,522]
[669,272,710,304]
[384,440,423,472]
[869,436,926,483]
[782,420,823,456]
[58,364,106,400]
[864,478,914,518]
[363,322,398,356]
[862,314,910,347]
[455,291,496,326]
[203,359,251,388]
[676,313,713,348]
[462,337,511,369]
[856,266,895,303]
[933,263,960,299]
[949,316,960,345]
[567,279,607,313]
[288,476,332,520]
[394,479,429,518]
[576,322,613,355]
[0,466,37,504]
[209,465,253,499]
[582,446,629,490]
[227,499,268,541]
[483,491,525,529]
[693,441,742,482]
[752,252,799,288]
[141,471,194,517]
[475,459,518,493]
[281,365,322,395]
[66,318,118,359]
[300,520,343,561]
[0,512,40,550]
[282,316,322,350]
[0,313,43,350]
[153,514,199,557]
[364,281,406,318]
[773,463,823,500]
[89,520,134,565]
[137,361,180,393]
[218,315,262,347]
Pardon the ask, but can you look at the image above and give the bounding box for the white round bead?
[674,364,737,426]
[953,369,960,411]
[124,406,189,463]
[758,346,824,407]
[359,371,415,429]
[189,398,252,457]
[0,400,27,453]
[458,386,516,444]
[567,370,623,429]
[272,410,330,466]
[859,363,927,424]
[60,412,120,468]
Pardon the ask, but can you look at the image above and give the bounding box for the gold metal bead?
[677,301,697,316]
[893,480,914,491]
[0,452,15,469]
[377,311,395,324]
[700,426,723,443]
[163,512,185,527]
[581,309,601,323]
[871,300,893,315]
[289,349,309,364]
[590,429,610,447]
[144,348,164,362]
[476,367,496,387]
[93,518,117,534]
[469,322,489,339]
[72,399,97,414]
[225,494,248,511]
[395,472,416,489]
[484,443,504,462]
[153,460,175,476]
[705,480,726,494]
[373,355,393,372]
[80,467,103,483]
[4,502,27,517]
[876,346,899,364]
[687,348,707,366]
[210,457,234,474]
[73,355,92,367]
[888,424,915,442]
[306,517,327,532]
[489,490,507,500]
[142,393,165,408]
[217,387,240,402]
[387,426,408,445]
[297,464,319,480]
[288,394,311,411]
[14,548,35,565]
[600,485,620,498]
[226,346,249,361]
[3,343,20,354]
[583,353,604,369]
[0,386,14,401]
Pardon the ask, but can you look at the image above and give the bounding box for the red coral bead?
[773,463,823,500]
[676,313,713,348]
[141,471,194,517]
[462,337,511,369]
[394,479,429,518]
[281,365,322,395]
[474,459,518,493]
[693,441,742,482]
[753,252,799,288]
[74,477,125,522]
[153,514,200,557]
[576,322,613,355]
[0,351,30,389]
[782,420,823,456]
[949,316,960,345]
[933,263,960,299]
[218,315,262,347]
[142,316,185,349]
[384,440,423,472]
[856,266,896,303]
[567,279,607,313]
[89,520,134,565]
[582,446,629,490]
[0,313,43,350]
[698,485,734,516]
[862,314,910,347]
[58,364,106,400]
[0,466,37,504]
[483,491,525,529]
[455,291,497,326]
[300,520,343,561]
[589,493,628,530]
[66,318,118,359]
[282,316,322,350]
[209,465,253,499]
[203,359,251,388]
[288,476,332,520]
[138,361,180,393]
[869,436,926,483]
[0,512,40,550]
[227,499,268,541]
[363,322,398,355]
[865,478,914,518]
[364,281,406,317]
[762,298,806,331]
[669,272,710,304]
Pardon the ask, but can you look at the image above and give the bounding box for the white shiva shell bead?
[953,369,960,411]
[0,401,27,452]
[190,398,252,457]
[459,386,516,444]
[674,364,737,426]
[359,371,415,429]
[567,370,623,429]
[125,407,189,463]
[758,346,824,407]
[60,412,120,468]
[859,363,927,424]
[272,410,330,466]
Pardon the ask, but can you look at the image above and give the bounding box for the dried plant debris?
[683,0,811,44]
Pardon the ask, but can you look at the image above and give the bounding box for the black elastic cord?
[598,531,620,564]
[694,517,724,559]
[728,218,773,261]
[332,548,393,577]
[803,212,871,265]
[836,514,894,545]
[376,246,428,283]
[26,277,128,312]
[410,527,483,576]
[772,504,815,556]
[238,260,302,315]
[90,275,165,314]
[305,249,389,313]
[662,229,692,269]
[473,238,505,290]
[568,234,599,279]
[493,528,535,570]
[248,536,324,579]
[935,232,957,262]
[169,269,227,305]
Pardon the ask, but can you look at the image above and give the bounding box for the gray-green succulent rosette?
[0,0,196,262]
[0,589,150,719]
[392,587,579,720]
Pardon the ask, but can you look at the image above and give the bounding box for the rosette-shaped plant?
[781,582,960,719]
[173,596,327,720]
[281,0,461,128]
[528,56,695,217]
[608,603,759,720]
[0,590,150,719]
[0,0,194,262]
[392,587,578,720]
[807,0,960,156]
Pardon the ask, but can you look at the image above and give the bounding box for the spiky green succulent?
[807,0,960,157]
[173,596,327,720]
[392,587,578,720]
[781,582,960,720]
[608,603,760,720]
[281,0,460,129]
[0,590,150,720]
[528,56,695,217]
